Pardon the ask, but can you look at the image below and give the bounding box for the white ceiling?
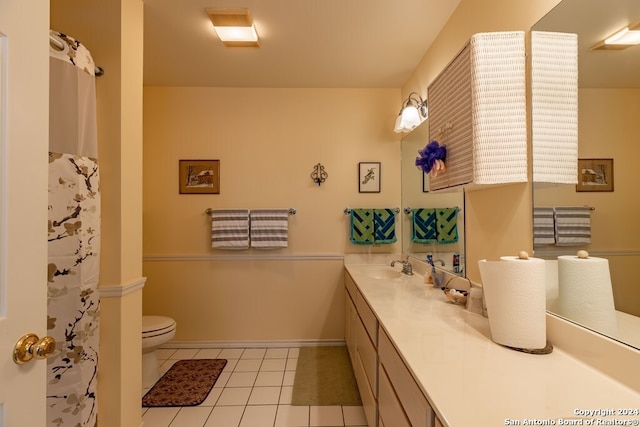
[532,0,640,88]
[143,0,461,88]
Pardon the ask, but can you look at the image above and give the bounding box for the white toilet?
[142,315,177,388]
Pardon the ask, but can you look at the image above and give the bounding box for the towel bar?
[343,207,400,215]
[205,208,296,215]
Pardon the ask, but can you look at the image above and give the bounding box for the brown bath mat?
[142,359,227,407]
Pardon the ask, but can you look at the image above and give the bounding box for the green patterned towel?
[374,209,397,244]
[350,209,374,245]
[411,208,437,243]
[436,207,459,244]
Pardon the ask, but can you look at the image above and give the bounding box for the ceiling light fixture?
[592,20,640,50]
[393,92,428,133]
[207,8,260,47]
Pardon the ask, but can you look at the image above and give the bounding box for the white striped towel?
[533,207,556,246]
[250,209,289,249]
[554,206,591,246]
[210,209,249,249]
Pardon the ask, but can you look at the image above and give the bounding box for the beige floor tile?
[275,405,310,427]
[309,406,344,427]
[216,387,252,406]
[203,405,244,427]
[248,386,281,405]
[342,406,367,426]
[169,406,212,427]
[239,405,278,427]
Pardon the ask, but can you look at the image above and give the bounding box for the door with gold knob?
[0,0,49,425]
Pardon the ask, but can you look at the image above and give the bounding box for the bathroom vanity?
[344,260,640,427]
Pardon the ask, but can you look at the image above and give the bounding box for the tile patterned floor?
[142,347,368,427]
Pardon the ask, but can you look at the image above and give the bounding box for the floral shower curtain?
[47,30,100,427]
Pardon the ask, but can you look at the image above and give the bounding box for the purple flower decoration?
[415,141,446,174]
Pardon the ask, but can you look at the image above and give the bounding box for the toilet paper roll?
[558,255,617,336]
[478,256,547,349]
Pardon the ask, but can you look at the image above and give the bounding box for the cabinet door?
[379,329,434,427]
[345,290,357,365]
[378,364,411,427]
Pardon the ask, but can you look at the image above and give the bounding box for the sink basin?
[366,266,402,280]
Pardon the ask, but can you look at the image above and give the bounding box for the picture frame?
[359,162,381,193]
[422,172,429,193]
[576,158,614,192]
[179,159,220,194]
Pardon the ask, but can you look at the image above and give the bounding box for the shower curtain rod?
[49,34,104,76]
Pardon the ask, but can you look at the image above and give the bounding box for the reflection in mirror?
[401,120,465,275]
[532,0,640,350]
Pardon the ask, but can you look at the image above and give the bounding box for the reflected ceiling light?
[207,8,260,47]
[592,20,640,50]
[393,92,428,133]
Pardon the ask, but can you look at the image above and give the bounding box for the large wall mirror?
[532,0,640,349]
[401,120,466,275]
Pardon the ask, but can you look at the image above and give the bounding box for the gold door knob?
[13,333,57,365]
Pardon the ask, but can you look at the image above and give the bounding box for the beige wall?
[142,87,401,341]
[401,0,563,282]
[535,88,640,315]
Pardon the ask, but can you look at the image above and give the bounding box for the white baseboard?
[161,339,346,349]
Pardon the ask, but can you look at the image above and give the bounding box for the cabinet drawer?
[353,348,377,427]
[379,328,434,427]
[345,290,357,364]
[345,271,357,302]
[378,364,411,427]
[356,313,377,397]
[356,289,378,346]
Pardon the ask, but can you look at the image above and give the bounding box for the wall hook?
[311,163,328,186]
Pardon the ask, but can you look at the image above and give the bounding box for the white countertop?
[345,263,640,427]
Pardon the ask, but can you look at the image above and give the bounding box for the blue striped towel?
[554,206,591,246]
[374,209,397,244]
[250,209,289,249]
[533,207,555,246]
[350,209,375,245]
[411,208,437,243]
[436,207,459,244]
[210,209,249,249]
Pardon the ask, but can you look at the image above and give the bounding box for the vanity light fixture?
[592,20,640,50]
[393,92,428,133]
[207,8,260,47]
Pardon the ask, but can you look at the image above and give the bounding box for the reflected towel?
[436,207,459,244]
[210,209,249,249]
[533,206,556,246]
[350,209,374,245]
[411,208,437,243]
[374,209,397,244]
[554,206,591,246]
[250,209,289,249]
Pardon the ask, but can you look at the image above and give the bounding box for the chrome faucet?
[390,259,414,276]
[432,259,445,267]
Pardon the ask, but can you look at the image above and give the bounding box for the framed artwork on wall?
[359,162,381,193]
[179,159,220,194]
[576,158,614,192]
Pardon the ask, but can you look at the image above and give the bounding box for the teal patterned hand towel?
[374,209,397,244]
[436,207,459,244]
[411,208,437,243]
[350,209,375,245]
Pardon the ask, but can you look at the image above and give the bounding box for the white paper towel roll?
[557,255,617,336]
[478,256,547,349]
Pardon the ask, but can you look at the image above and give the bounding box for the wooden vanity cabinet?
[345,270,437,427]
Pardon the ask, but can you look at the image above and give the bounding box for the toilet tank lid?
[142,315,176,333]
